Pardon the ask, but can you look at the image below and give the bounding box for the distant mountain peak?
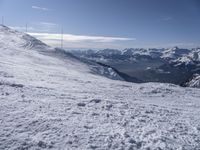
[171,46,179,50]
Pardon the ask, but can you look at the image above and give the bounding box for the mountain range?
[70,47,200,88]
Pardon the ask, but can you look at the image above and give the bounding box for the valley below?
[70,48,200,87]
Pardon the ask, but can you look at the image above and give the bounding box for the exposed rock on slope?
[186,74,200,88]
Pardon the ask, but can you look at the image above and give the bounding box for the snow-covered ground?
[1,25,200,150]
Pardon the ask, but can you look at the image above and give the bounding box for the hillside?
[0,25,200,150]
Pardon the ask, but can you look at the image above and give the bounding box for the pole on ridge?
[26,23,27,32]
[61,26,63,49]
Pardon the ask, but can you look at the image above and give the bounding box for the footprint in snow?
[105,104,113,110]
[84,125,93,129]
[90,99,101,103]
[77,102,86,107]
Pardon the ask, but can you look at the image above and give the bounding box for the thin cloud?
[10,26,52,33]
[28,32,135,49]
[40,22,57,26]
[10,22,58,33]
[37,22,58,32]
[29,32,135,43]
[161,17,173,21]
[36,22,58,31]
[32,6,51,11]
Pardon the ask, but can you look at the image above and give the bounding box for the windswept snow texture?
[1,25,200,150]
[0,25,50,51]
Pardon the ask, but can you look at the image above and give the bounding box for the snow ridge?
[0,25,49,50]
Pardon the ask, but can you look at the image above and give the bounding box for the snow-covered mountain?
[0,25,50,50]
[70,47,200,86]
[0,25,123,81]
[1,25,200,150]
[71,47,200,65]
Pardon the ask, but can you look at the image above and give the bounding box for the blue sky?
[0,0,200,49]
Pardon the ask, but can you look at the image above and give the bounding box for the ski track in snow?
[0,25,200,150]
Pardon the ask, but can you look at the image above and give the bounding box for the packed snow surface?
[1,25,200,150]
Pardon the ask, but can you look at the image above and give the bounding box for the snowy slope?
[0,25,122,81]
[1,25,200,150]
[0,25,50,51]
